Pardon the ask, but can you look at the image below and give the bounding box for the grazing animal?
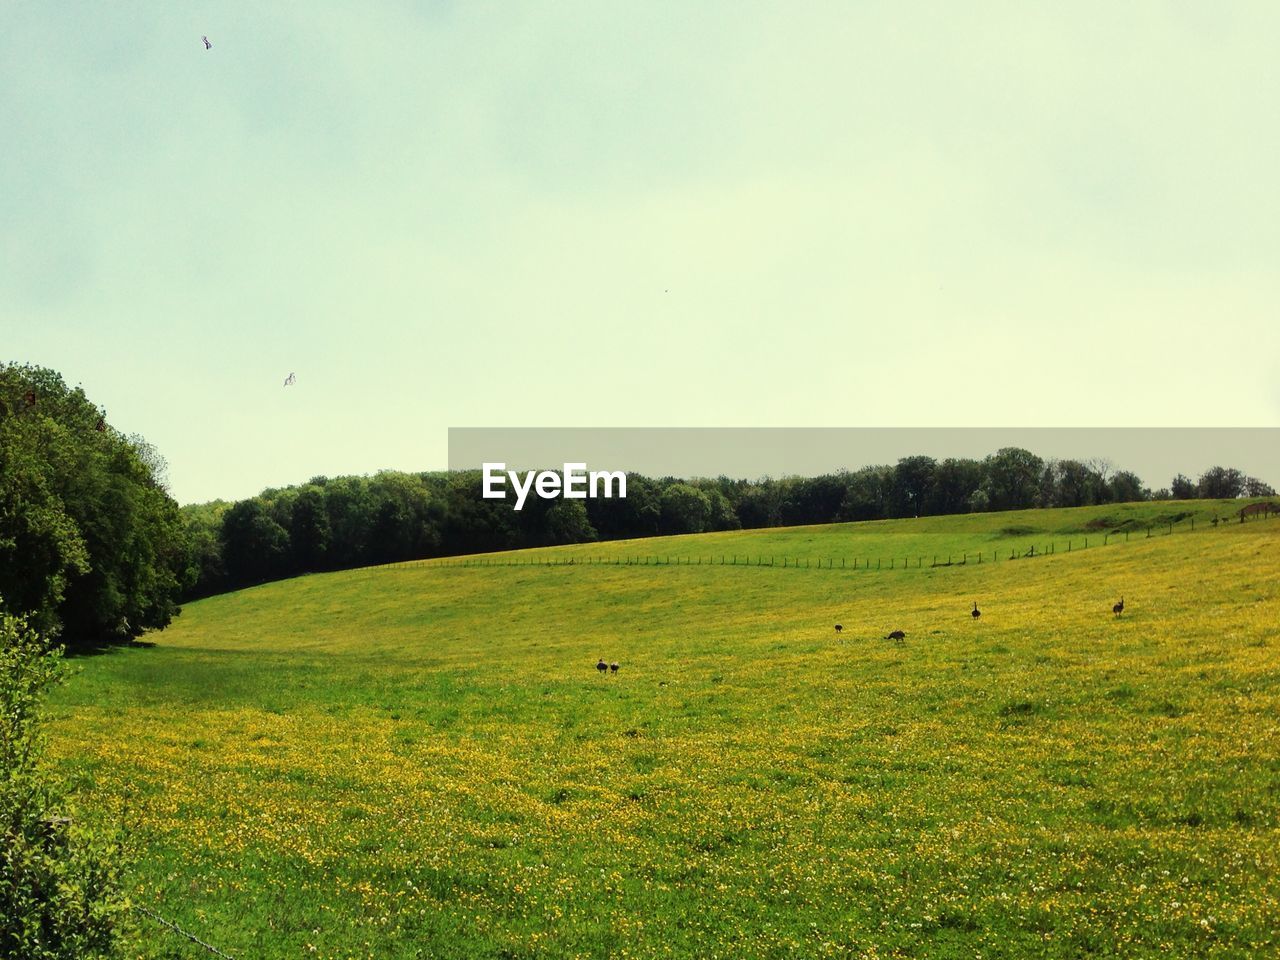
[834,624,843,634]
[596,658,608,673]
[202,35,211,49]
[971,602,981,620]
[1112,597,1124,617]
[885,630,906,641]
[610,662,619,673]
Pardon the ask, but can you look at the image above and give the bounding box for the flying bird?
[202,36,211,49]
[283,373,296,387]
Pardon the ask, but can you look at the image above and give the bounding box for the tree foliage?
[0,364,185,646]
[0,611,129,958]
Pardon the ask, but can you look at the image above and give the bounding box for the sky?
[3,2,1278,504]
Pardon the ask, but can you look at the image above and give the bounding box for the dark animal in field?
[1112,597,1124,617]
[596,659,608,673]
[971,603,981,620]
[610,662,619,673]
[834,624,843,634]
[885,630,906,641]
[202,36,211,49]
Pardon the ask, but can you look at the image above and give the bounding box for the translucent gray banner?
[448,428,1278,490]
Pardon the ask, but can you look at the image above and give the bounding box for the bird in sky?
[283,373,296,387]
[202,36,212,49]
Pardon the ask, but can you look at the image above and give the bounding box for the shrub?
[0,610,129,959]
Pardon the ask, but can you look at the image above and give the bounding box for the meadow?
[47,501,1280,959]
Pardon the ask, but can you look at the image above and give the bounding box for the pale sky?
[3,2,1278,504]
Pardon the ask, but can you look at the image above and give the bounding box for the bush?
[0,610,129,959]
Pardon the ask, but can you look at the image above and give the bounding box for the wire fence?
[133,905,240,960]
[369,508,1277,575]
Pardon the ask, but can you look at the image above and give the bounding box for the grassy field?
[48,501,1280,959]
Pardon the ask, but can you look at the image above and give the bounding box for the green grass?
[438,498,1268,566]
[48,501,1280,959]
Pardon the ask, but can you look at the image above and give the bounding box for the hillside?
[48,503,1280,959]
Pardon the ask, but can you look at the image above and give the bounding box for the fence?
[369,508,1276,575]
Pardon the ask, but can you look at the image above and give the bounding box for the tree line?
[1,363,1274,643]
[181,451,1275,599]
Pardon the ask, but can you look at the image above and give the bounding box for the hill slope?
[49,503,1280,959]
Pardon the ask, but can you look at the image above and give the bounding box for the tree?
[734,479,782,529]
[543,501,598,545]
[928,458,984,515]
[891,456,936,518]
[1108,470,1146,503]
[659,484,712,535]
[984,448,1044,511]
[967,487,991,513]
[1170,474,1197,500]
[178,501,229,599]
[1243,476,1276,497]
[0,417,90,638]
[1,611,129,958]
[220,500,290,585]
[1047,459,1107,508]
[779,474,850,526]
[1198,466,1245,499]
[365,472,443,564]
[0,364,185,645]
[289,486,331,571]
[837,465,894,521]
[703,489,741,531]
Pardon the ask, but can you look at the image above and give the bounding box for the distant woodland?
[1,363,1274,644]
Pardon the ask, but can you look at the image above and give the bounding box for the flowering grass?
[47,503,1280,958]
